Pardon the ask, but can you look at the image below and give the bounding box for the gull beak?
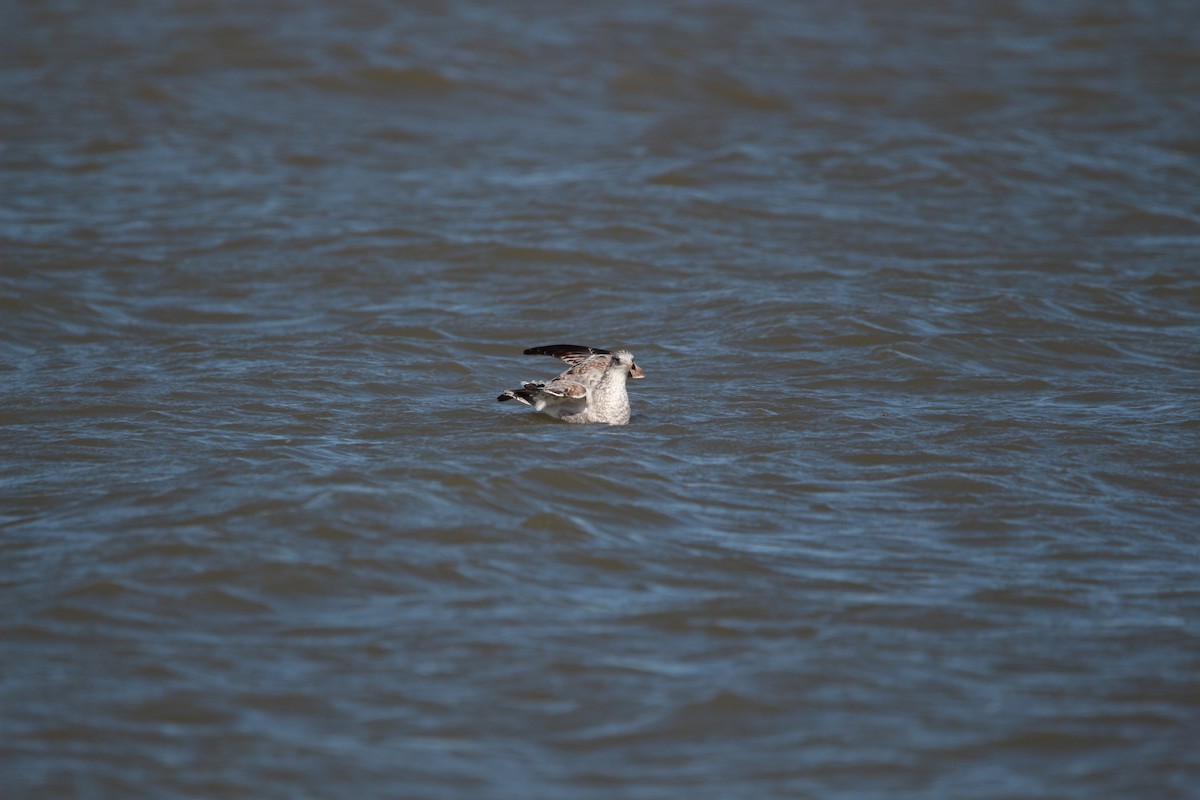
[631,364,645,379]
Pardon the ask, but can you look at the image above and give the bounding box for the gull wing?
[523,344,611,366]
[540,379,588,399]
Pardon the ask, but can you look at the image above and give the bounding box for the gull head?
[614,350,645,379]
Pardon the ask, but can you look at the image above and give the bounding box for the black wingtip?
[497,393,512,402]
[524,344,611,357]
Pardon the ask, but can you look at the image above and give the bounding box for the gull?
[497,344,646,425]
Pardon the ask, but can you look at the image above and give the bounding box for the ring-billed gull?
[497,344,646,425]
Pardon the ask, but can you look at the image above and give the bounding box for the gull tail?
[497,381,546,406]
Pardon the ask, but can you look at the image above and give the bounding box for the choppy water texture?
[3,1,1200,798]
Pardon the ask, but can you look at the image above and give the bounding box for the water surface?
[3,1,1199,798]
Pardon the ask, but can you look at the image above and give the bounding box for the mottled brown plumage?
[497,344,646,424]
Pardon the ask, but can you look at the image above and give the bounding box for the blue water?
[3,1,1199,798]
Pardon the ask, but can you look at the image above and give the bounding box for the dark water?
[3,0,1200,797]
